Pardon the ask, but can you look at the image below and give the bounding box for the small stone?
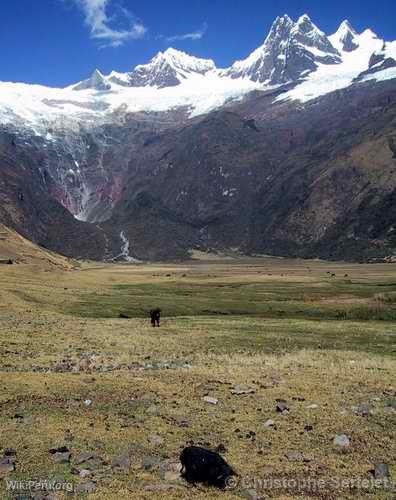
[49,446,70,454]
[83,457,105,471]
[264,419,275,428]
[3,449,16,457]
[285,451,304,462]
[160,460,182,482]
[64,430,74,441]
[146,405,160,416]
[215,444,227,454]
[53,452,71,464]
[79,469,92,478]
[203,396,218,405]
[333,434,350,447]
[175,417,190,428]
[142,456,161,471]
[84,399,92,407]
[0,462,15,474]
[256,440,272,453]
[240,488,262,499]
[112,454,130,473]
[276,401,289,413]
[373,463,389,480]
[74,452,95,465]
[74,481,96,494]
[148,434,164,446]
[354,403,371,416]
[306,404,319,409]
[231,385,255,395]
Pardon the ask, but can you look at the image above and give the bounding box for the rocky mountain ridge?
[0,14,396,262]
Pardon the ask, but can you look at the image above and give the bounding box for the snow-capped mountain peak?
[126,48,216,88]
[329,21,371,53]
[338,19,358,36]
[73,69,111,91]
[0,12,395,142]
[292,13,340,54]
[329,19,359,52]
[294,14,323,34]
[225,14,340,84]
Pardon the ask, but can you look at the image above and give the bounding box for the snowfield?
[277,29,384,103]
[0,74,262,133]
[0,16,395,133]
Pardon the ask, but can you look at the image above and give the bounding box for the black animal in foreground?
[180,446,236,489]
[150,308,161,327]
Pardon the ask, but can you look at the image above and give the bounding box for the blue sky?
[1,0,395,87]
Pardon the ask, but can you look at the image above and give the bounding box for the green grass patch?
[64,279,396,323]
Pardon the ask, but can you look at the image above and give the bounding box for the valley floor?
[0,257,395,499]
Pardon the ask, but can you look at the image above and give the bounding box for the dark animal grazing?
[180,446,236,489]
[150,308,161,327]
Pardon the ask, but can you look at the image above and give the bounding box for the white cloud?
[165,22,208,42]
[73,0,147,47]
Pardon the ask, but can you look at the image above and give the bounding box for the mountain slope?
[0,224,73,268]
[0,13,396,262]
[106,78,396,261]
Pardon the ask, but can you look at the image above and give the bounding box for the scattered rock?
[256,440,272,454]
[215,444,227,454]
[143,360,192,370]
[74,452,106,471]
[292,396,306,402]
[264,419,275,428]
[175,417,190,428]
[74,481,97,494]
[53,451,71,464]
[49,446,70,463]
[160,460,183,483]
[146,405,160,416]
[84,399,92,407]
[0,451,16,475]
[385,399,396,411]
[373,463,390,480]
[13,413,33,424]
[333,434,350,447]
[304,425,313,432]
[148,434,164,446]
[240,488,262,499]
[306,404,319,409]
[74,452,95,465]
[142,456,161,471]
[285,451,304,462]
[78,469,92,479]
[112,453,130,473]
[231,385,255,395]
[203,396,218,405]
[0,462,15,474]
[83,457,106,471]
[354,403,371,416]
[4,449,16,456]
[275,401,289,413]
[64,430,74,441]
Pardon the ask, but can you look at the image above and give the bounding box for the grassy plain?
[0,255,395,498]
